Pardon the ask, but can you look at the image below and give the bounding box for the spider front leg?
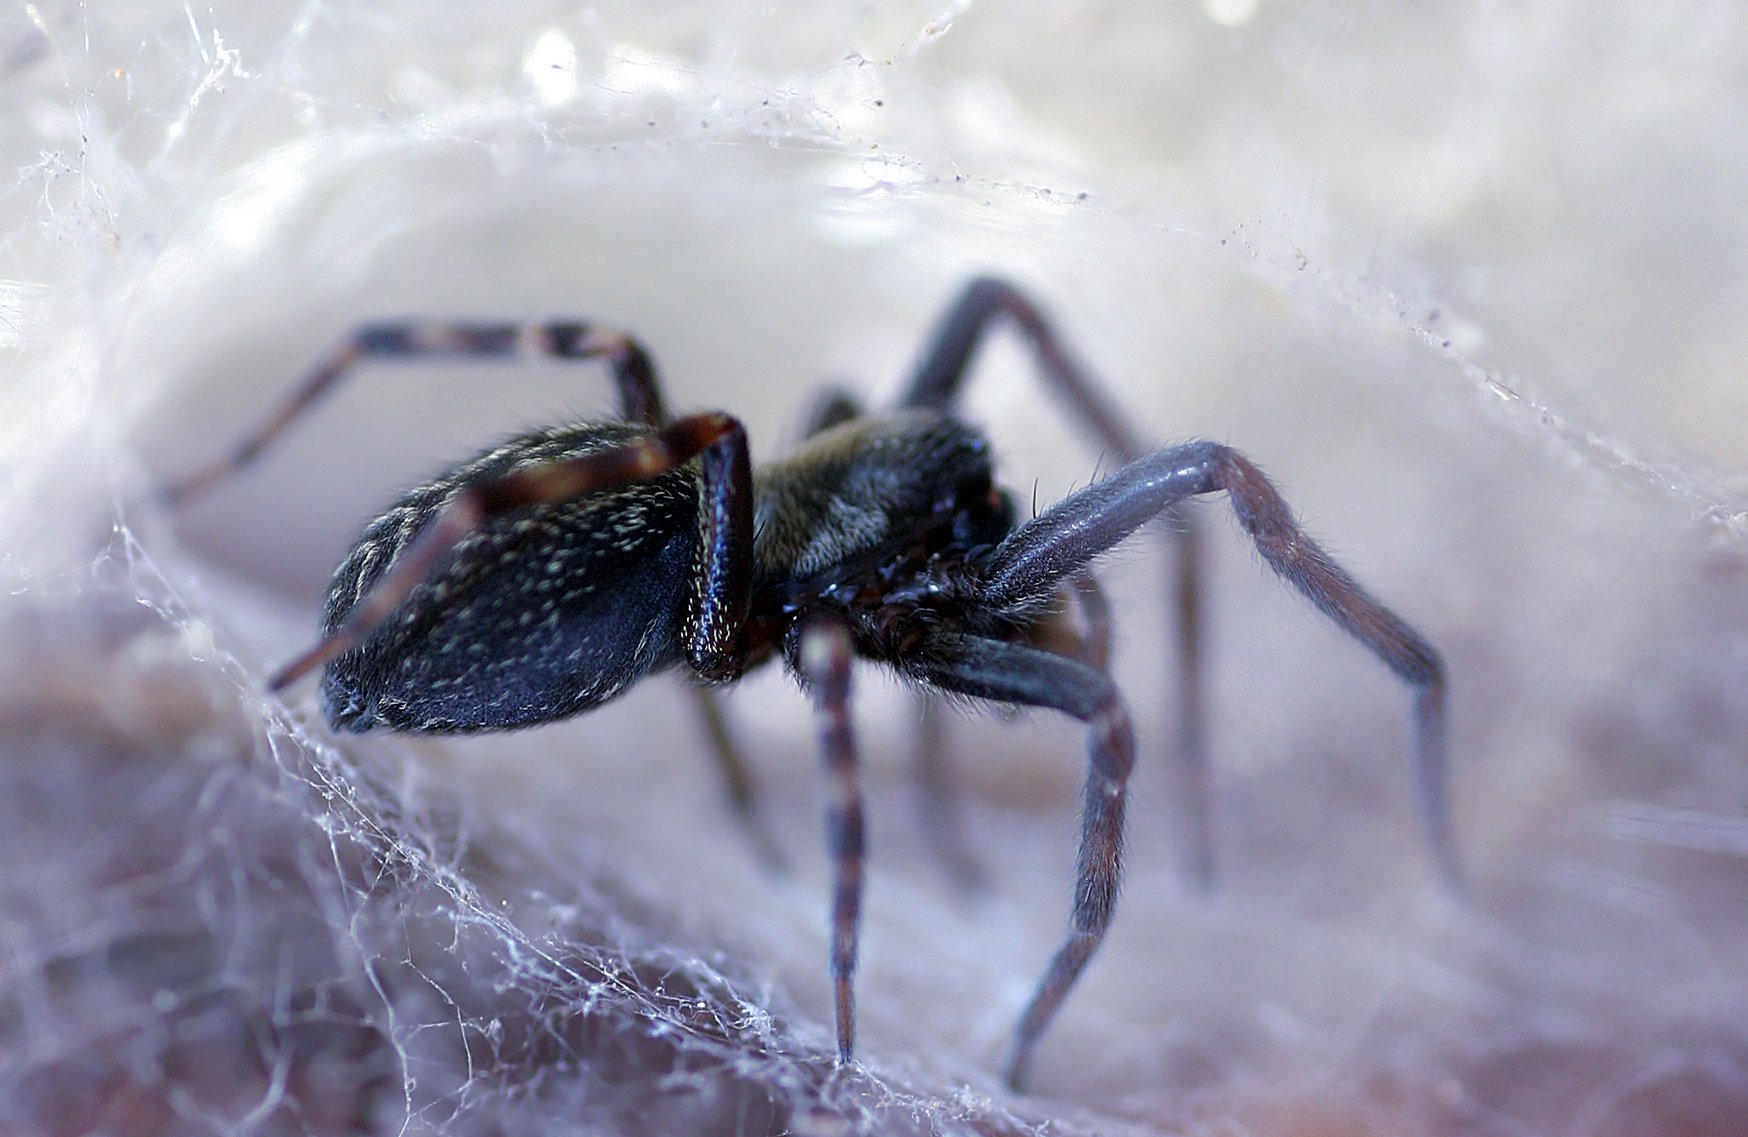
[161,318,668,507]
[913,571,1109,897]
[913,636,1137,1092]
[901,277,1217,888]
[984,440,1461,894]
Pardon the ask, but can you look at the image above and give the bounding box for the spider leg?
[911,636,1136,1093]
[913,572,1109,895]
[692,686,787,871]
[269,412,754,691]
[162,320,669,506]
[899,277,1216,888]
[801,385,864,437]
[914,696,987,892]
[796,619,866,1067]
[1070,569,1113,672]
[904,278,1138,453]
[984,440,1461,894]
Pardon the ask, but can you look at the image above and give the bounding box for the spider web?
[4,2,1748,1135]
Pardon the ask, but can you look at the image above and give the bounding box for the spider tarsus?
[1001,1049,1033,1094]
[1001,930,1103,1093]
[834,976,856,1066]
[1413,679,1467,896]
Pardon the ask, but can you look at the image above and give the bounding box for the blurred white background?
[3,2,1746,1135]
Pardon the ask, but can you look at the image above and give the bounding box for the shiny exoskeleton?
[164,278,1458,1092]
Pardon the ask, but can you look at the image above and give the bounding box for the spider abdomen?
[319,423,703,733]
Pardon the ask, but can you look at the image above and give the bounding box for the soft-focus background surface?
[3,2,1747,1135]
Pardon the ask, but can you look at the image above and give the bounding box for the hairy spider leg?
[944,438,1453,1089]
[898,277,1218,889]
[268,410,756,691]
[913,637,1135,1093]
[161,320,668,507]
[162,320,788,859]
[910,570,1113,898]
[797,618,866,1067]
[986,441,1457,888]
[917,565,1117,899]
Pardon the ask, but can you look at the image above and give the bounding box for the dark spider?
[163,277,1459,1092]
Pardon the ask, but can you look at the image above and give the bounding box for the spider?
[163,277,1458,1092]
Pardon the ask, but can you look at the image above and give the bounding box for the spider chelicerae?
[164,276,1458,1091]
